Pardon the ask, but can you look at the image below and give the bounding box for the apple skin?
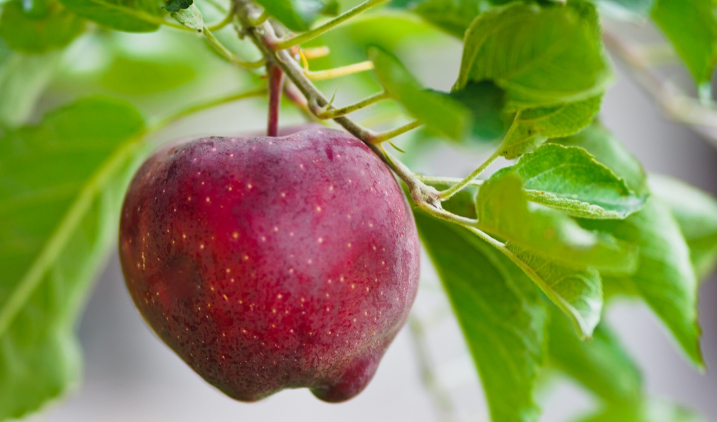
[118,127,420,403]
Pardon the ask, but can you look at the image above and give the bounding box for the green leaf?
[98,53,199,95]
[577,400,709,422]
[254,0,327,32]
[553,122,650,198]
[498,96,603,159]
[554,131,701,358]
[579,198,704,368]
[410,0,482,38]
[321,0,339,16]
[448,80,510,142]
[0,97,147,420]
[0,38,10,62]
[547,307,643,404]
[0,0,85,54]
[652,0,717,86]
[433,182,602,338]
[369,46,471,140]
[59,0,163,32]
[497,144,646,219]
[0,51,61,127]
[170,2,202,31]
[415,199,546,422]
[649,174,717,282]
[506,243,602,339]
[455,2,612,110]
[164,0,190,11]
[591,0,656,20]
[476,173,637,274]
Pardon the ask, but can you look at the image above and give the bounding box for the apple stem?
[234,0,489,232]
[267,62,284,137]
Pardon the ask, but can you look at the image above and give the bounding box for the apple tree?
[1,0,717,421]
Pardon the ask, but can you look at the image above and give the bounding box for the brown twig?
[233,0,439,208]
[603,29,717,146]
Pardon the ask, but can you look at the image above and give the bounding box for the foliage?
[0,98,148,420]
[1,0,717,421]
[416,191,547,422]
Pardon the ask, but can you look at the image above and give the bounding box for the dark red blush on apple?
[119,127,420,402]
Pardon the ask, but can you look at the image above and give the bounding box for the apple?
[118,127,420,402]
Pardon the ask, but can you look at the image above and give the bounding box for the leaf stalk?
[274,0,390,50]
[439,149,501,201]
[310,91,388,119]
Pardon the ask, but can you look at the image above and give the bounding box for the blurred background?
[12,9,717,422]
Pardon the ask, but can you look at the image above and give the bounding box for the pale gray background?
[29,22,717,422]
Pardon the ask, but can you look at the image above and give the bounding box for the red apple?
[118,127,420,402]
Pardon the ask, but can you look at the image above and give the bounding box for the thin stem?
[267,63,284,136]
[275,0,390,50]
[439,148,501,200]
[207,8,236,31]
[603,29,717,134]
[150,87,268,130]
[415,175,484,188]
[305,61,375,81]
[235,0,439,211]
[247,10,269,26]
[202,27,266,69]
[408,315,456,422]
[204,0,228,13]
[637,44,679,66]
[163,19,198,31]
[313,92,389,119]
[368,120,423,143]
[419,200,480,227]
[466,226,507,250]
[466,223,581,306]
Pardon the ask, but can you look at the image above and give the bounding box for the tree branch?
[603,29,717,147]
[234,0,439,208]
